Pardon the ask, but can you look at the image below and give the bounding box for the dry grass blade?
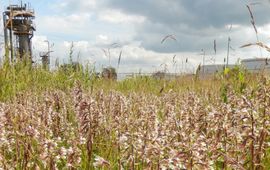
[173,55,176,62]
[230,46,235,51]
[246,4,263,57]
[240,43,254,48]
[161,34,177,44]
[214,40,217,54]
[102,49,108,57]
[240,42,270,52]
[117,50,122,69]
[246,5,255,22]
[246,5,258,34]
[256,42,270,52]
[110,43,119,48]
[172,55,177,66]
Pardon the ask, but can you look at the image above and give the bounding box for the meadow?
[0,59,269,170]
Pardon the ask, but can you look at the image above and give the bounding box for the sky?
[1,0,270,73]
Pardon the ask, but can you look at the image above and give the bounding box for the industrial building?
[241,58,270,72]
[2,3,35,61]
[197,64,236,76]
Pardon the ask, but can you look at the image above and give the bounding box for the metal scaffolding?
[3,2,35,61]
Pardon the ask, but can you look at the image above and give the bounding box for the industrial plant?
[1,2,270,78]
[2,2,35,61]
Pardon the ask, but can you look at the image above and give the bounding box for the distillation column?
[3,3,35,61]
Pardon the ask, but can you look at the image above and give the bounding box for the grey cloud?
[103,0,270,53]
[51,0,270,56]
[106,0,270,28]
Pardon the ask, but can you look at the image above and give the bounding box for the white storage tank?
[241,58,270,72]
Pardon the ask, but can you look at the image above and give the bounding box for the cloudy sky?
[1,0,270,73]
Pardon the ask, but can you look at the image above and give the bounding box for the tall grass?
[0,57,269,169]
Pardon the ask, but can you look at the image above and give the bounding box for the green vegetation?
[0,59,269,169]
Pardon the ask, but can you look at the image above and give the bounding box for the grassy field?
[0,60,269,169]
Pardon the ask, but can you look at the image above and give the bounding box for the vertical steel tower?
[3,2,35,61]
